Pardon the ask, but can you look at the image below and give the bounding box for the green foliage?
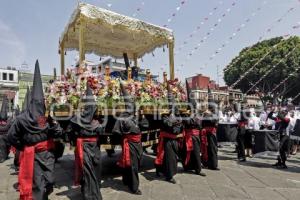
[224,36,300,101]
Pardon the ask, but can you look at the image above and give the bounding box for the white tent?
[59,3,175,79]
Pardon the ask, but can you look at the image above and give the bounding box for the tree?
[224,36,300,105]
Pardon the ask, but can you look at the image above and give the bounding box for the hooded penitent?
[71,83,99,131]
[0,95,9,122]
[115,80,140,134]
[182,80,202,168]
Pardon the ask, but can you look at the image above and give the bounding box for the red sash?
[74,137,98,186]
[155,131,179,165]
[275,117,290,123]
[118,134,141,168]
[10,146,17,154]
[19,140,55,200]
[200,127,216,162]
[184,129,200,166]
[238,122,247,128]
[0,121,7,126]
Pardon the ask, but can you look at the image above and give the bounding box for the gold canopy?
[59,3,175,79]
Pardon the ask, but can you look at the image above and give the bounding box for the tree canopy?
[224,36,300,104]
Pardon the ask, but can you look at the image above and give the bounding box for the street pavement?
[1,145,300,200]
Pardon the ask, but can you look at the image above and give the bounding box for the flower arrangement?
[45,63,187,113]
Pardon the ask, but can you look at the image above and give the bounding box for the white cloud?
[0,19,26,66]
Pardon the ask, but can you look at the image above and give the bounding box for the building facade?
[18,72,54,109]
[0,67,19,109]
[187,74,261,109]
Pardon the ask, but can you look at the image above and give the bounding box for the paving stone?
[1,146,300,200]
[246,187,286,200]
[275,188,300,200]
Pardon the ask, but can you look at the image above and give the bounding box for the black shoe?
[132,189,142,195]
[15,167,19,172]
[166,178,176,184]
[239,158,246,162]
[280,164,288,169]
[156,170,160,177]
[272,162,281,167]
[211,167,220,171]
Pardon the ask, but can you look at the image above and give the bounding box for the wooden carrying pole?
[123,53,130,69]
[133,53,138,67]
[79,17,85,64]
[60,42,65,75]
[168,42,175,80]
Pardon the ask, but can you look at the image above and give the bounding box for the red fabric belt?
[118,134,141,168]
[238,122,247,128]
[184,129,200,166]
[200,127,216,162]
[10,146,16,154]
[275,117,290,123]
[155,131,179,165]
[0,121,7,125]
[75,137,98,186]
[19,139,55,200]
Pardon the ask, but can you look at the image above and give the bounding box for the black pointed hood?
[71,83,99,130]
[14,105,20,117]
[0,95,9,121]
[167,83,174,110]
[12,60,50,134]
[28,60,46,121]
[120,80,135,114]
[207,86,213,103]
[186,79,197,110]
[207,86,215,112]
[167,83,180,115]
[22,86,31,112]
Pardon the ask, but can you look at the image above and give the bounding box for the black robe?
[8,114,63,200]
[237,113,247,160]
[68,83,104,200]
[201,119,218,170]
[181,116,202,173]
[69,121,104,200]
[112,113,142,193]
[0,118,12,162]
[155,114,183,180]
[270,113,290,165]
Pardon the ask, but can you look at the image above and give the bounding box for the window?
[2,73,7,80]
[9,73,14,81]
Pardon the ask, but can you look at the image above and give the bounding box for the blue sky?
[0,0,300,85]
